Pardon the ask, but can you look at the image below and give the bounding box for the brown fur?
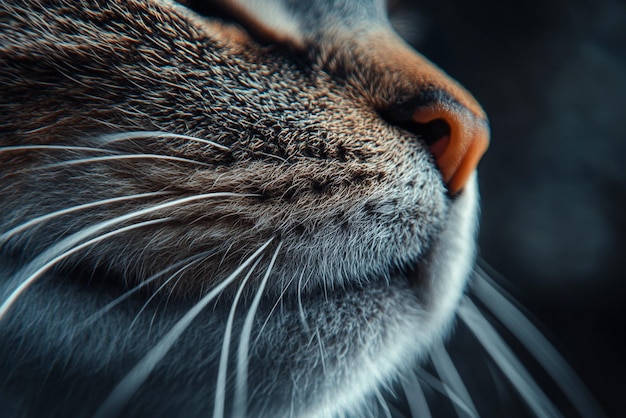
[1,0,454,294]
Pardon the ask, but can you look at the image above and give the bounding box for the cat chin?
[305,174,479,417]
[413,172,479,345]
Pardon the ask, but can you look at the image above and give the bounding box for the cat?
[0,0,602,417]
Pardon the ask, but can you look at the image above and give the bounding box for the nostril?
[382,101,489,195]
[412,106,489,195]
[381,112,452,148]
[405,118,451,148]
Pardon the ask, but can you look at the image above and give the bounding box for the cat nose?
[383,85,490,195]
[413,105,489,195]
[372,32,490,195]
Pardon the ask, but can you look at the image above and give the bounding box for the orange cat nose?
[413,106,490,195]
[357,31,490,194]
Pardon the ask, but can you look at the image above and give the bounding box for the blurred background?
[389,0,625,416]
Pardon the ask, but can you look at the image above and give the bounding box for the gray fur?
[0,0,480,416]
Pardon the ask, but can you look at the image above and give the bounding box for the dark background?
[391,0,625,416]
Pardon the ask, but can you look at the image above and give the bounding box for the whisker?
[43,154,211,169]
[81,250,216,327]
[0,218,170,320]
[92,238,274,418]
[213,258,262,418]
[401,371,432,418]
[0,192,253,319]
[297,270,310,333]
[472,264,606,418]
[374,388,392,418]
[416,368,477,417]
[430,343,478,417]
[233,242,283,418]
[0,191,171,244]
[99,131,230,152]
[458,298,562,418]
[125,258,203,335]
[252,276,294,349]
[0,145,116,154]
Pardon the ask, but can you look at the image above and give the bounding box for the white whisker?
[374,388,392,418]
[0,192,252,320]
[458,298,562,418]
[416,368,477,417]
[401,371,432,418]
[0,191,171,244]
[0,218,170,320]
[472,265,606,418]
[126,258,203,334]
[252,276,294,349]
[233,242,283,418]
[297,270,310,333]
[82,250,215,327]
[99,131,230,151]
[213,258,262,418]
[431,343,478,417]
[43,154,211,168]
[0,145,116,154]
[92,238,274,418]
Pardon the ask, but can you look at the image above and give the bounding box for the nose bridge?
[355,29,490,194]
[202,0,488,194]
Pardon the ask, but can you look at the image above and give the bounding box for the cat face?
[0,0,488,416]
